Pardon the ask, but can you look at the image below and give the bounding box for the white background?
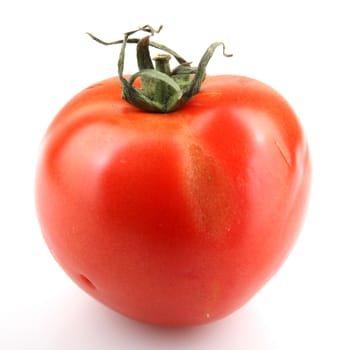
[1,1,343,349]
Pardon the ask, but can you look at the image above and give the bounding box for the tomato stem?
[87,25,233,113]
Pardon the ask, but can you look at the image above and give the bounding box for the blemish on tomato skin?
[85,83,105,90]
[185,142,233,239]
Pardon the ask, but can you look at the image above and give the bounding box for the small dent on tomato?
[79,274,96,290]
[274,139,292,169]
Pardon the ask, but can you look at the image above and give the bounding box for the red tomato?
[35,74,311,326]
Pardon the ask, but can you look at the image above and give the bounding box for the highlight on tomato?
[35,25,311,326]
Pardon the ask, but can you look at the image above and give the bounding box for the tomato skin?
[35,75,311,326]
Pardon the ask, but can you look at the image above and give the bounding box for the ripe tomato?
[35,74,310,326]
[35,27,311,326]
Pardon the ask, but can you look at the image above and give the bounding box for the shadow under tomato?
[82,298,273,350]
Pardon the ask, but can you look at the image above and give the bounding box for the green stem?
[153,54,172,106]
[87,25,232,113]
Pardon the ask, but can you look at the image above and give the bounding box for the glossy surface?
[35,75,311,326]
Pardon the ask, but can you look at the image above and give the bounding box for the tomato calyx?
[87,25,232,113]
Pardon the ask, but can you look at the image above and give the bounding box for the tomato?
[35,27,311,326]
[35,74,310,326]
